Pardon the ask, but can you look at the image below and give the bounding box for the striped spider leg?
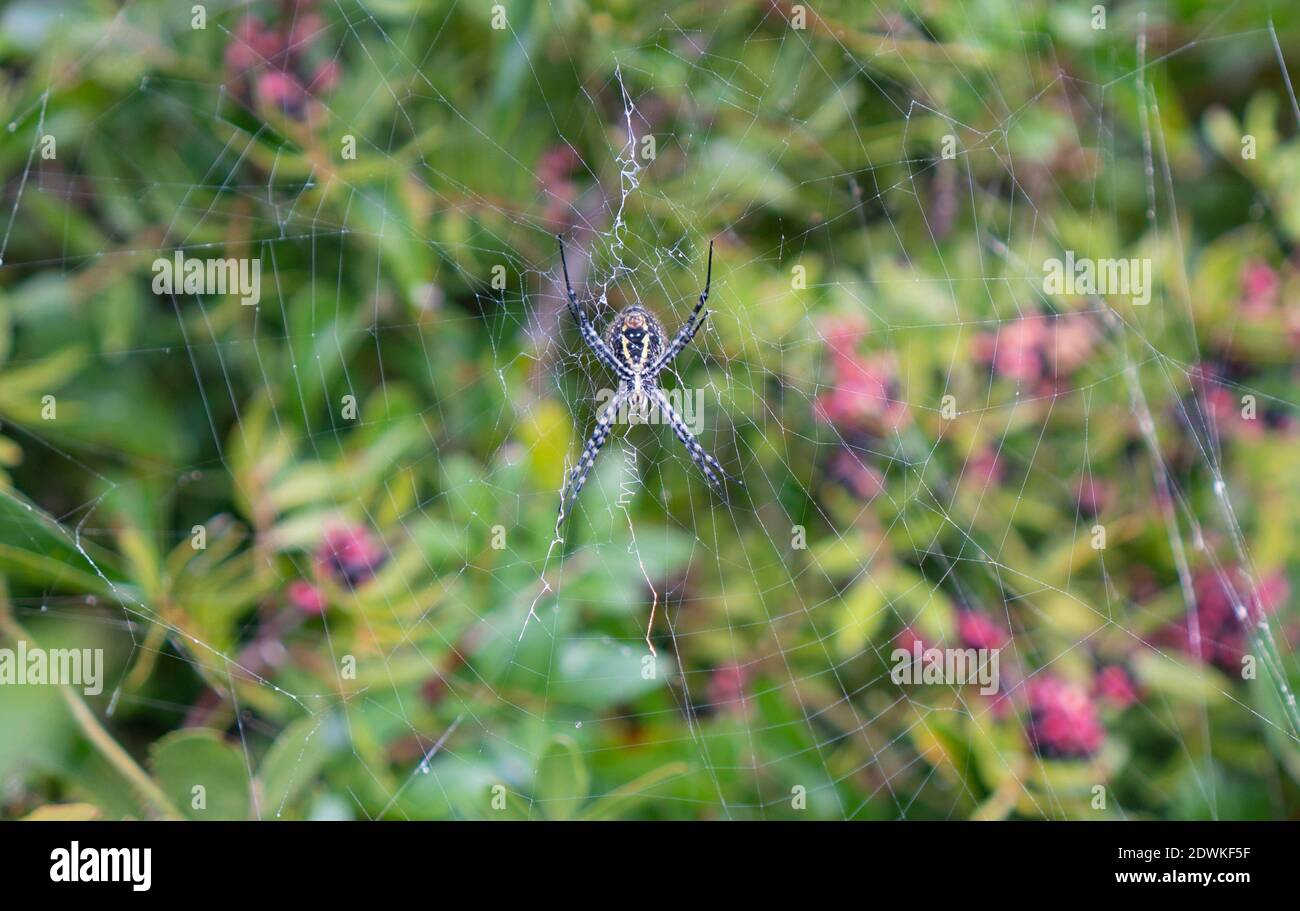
[651,240,713,374]
[650,386,737,492]
[557,235,633,385]
[555,387,627,536]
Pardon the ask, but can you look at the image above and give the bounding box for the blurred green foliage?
[0,0,1297,820]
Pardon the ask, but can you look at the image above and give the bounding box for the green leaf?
[0,487,128,596]
[581,762,689,821]
[834,575,887,658]
[535,735,588,820]
[150,730,251,821]
[259,715,341,817]
[1132,650,1229,706]
[547,640,670,709]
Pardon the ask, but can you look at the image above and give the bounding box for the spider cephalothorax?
[554,235,738,537]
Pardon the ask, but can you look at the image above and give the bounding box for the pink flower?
[317,524,387,589]
[256,70,306,112]
[893,628,944,672]
[964,448,1004,489]
[287,579,326,615]
[226,15,285,73]
[895,627,925,654]
[1074,476,1111,516]
[1095,665,1138,708]
[814,319,910,432]
[536,144,581,185]
[974,316,1047,383]
[288,12,326,51]
[307,59,341,94]
[1202,384,1238,423]
[707,663,751,717]
[225,4,338,118]
[1048,312,1096,375]
[821,314,868,352]
[1026,675,1105,759]
[957,610,1009,651]
[225,18,264,72]
[1240,260,1280,316]
[974,313,1097,386]
[1192,365,1266,441]
[1167,568,1288,672]
[986,688,1014,719]
[894,627,929,659]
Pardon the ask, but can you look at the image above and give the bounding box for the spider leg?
[652,240,713,374]
[651,387,740,492]
[556,388,628,534]
[557,235,632,383]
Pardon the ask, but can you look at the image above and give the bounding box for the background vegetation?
[0,0,1297,820]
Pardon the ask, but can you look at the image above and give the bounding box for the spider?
[554,234,738,534]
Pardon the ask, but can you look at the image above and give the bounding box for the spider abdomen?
[606,306,664,375]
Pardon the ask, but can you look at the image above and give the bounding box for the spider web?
[0,0,1297,822]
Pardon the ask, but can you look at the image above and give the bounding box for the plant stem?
[0,599,183,820]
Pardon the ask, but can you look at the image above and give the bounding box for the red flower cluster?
[1239,260,1280,317]
[318,524,387,588]
[1166,568,1288,672]
[1236,257,1300,341]
[286,579,326,615]
[895,626,927,657]
[957,610,1009,651]
[707,663,752,718]
[972,312,1096,391]
[962,447,1004,490]
[1025,674,1105,759]
[815,317,910,433]
[1094,665,1139,708]
[225,3,340,117]
[285,522,388,615]
[1074,475,1112,517]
